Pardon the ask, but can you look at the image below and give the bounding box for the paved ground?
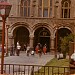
[0,52,70,75]
[0,52,55,75]
[0,51,54,65]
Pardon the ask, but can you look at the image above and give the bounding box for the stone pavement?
[0,51,54,65]
[0,52,55,75]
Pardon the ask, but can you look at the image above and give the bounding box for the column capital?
[50,35,55,51]
[29,33,34,37]
[8,34,14,39]
[29,33,34,48]
[50,35,55,39]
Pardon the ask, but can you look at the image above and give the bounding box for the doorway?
[34,27,50,52]
[13,26,29,49]
[39,37,50,52]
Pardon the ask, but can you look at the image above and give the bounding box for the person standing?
[35,44,39,54]
[10,44,14,56]
[24,44,26,52]
[70,51,75,65]
[38,43,42,57]
[16,42,21,56]
[26,44,30,56]
[43,44,47,55]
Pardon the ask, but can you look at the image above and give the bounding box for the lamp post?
[0,1,12,74]
[6,25,10,56]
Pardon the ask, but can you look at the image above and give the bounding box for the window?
[38,8,42,17]
[43,9,48,17]
[38,0,52,17]
[20,0,30,17]
[61,0,71,18]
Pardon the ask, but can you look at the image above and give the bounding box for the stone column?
[8,34,14,47]
[50,36,55,51]
[34,0,38,17]
[29,34,34,48]
[54,4,58,18]
[30,0,33,17]
[71,0,75,18]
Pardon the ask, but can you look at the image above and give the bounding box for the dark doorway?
[39,37,50,52]
[34,27,50,52]
[55,28,72,52]
[13,26,29,49]
[58,28,71,38]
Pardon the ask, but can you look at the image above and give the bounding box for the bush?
[60,33,74,58]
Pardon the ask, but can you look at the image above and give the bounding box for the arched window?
[38,0,52,17]
[20,0,30,17]
[61,0,71,18]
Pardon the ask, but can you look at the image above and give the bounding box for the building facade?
[0,0,75,52]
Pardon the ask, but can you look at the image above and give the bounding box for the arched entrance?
[55,28,72,52]
[58,28,71,38]
[13,26,29,49]
[34,27,50,52]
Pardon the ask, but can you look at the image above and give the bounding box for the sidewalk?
[0,52,54,75]
[0,51,54,66]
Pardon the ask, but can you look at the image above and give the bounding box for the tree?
[60,33,74,58]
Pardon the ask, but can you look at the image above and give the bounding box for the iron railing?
[0,64,70,75]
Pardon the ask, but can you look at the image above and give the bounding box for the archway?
[34,27,50,52]
[55,28,72,52]
[13,26,29,50]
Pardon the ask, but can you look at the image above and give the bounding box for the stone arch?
[54,26,72,52]
[33,23,52,52]
[54,26,72,37]
[10,22,31,36]
[32,23,53,35]
[9,22,32,49]
[61,0,71,4]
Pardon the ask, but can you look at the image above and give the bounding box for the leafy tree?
[60,33,74,58]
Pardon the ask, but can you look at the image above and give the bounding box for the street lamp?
[0,1,12,74]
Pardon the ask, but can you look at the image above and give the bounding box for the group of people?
[35,43,47,56]
[10,41,47,57]
[16,42,34,56]
[10,42,21,56]
[25,43,47,57]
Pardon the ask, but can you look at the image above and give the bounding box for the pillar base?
[50,48,55,54]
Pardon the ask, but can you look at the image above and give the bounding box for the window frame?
[61,1,70,18]
[38,0,52,18]
[20,0,30,17]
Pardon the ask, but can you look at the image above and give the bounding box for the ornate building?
[0,0,75,52]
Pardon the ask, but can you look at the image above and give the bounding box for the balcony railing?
[0,64,70,75]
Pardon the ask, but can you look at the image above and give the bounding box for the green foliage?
[60,33,74,58]
[46,58,69,66]
[34,58,69,75]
